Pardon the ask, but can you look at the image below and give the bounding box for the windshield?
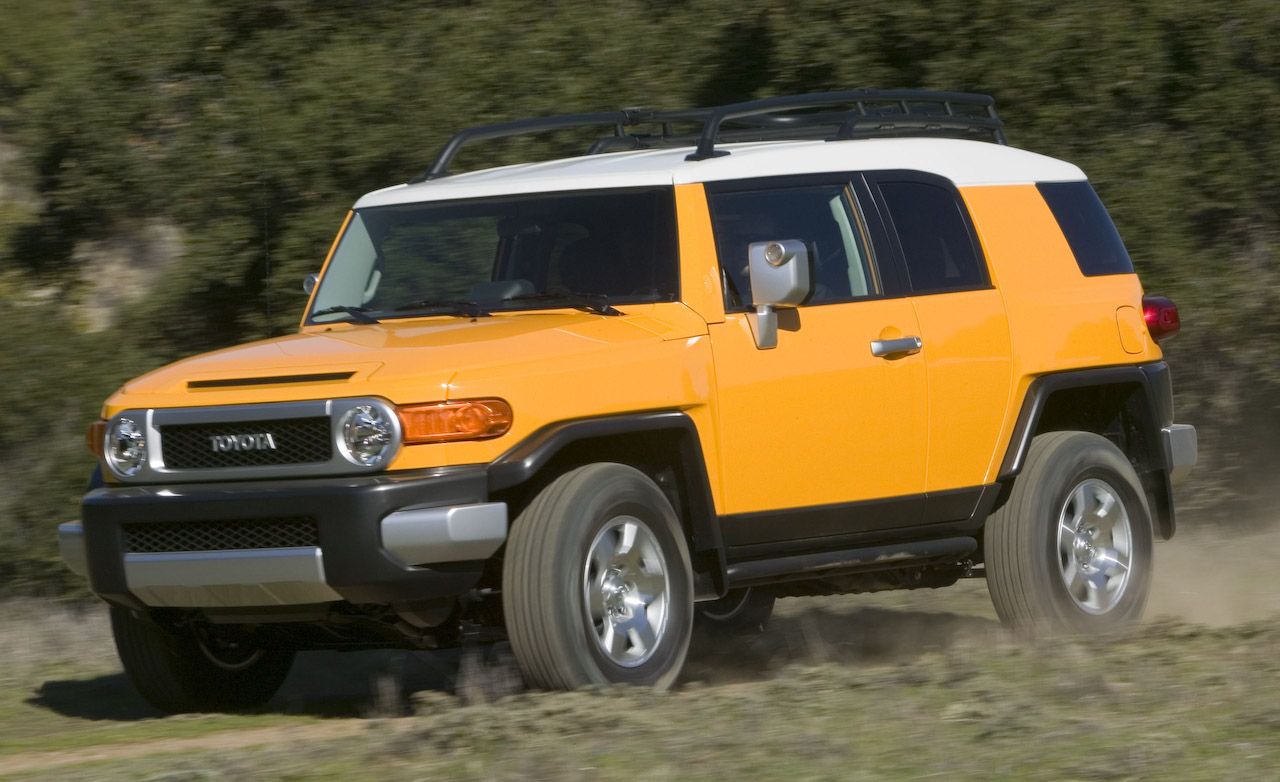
[308,187,678,323]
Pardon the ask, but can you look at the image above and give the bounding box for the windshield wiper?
[392,298,491,318]
[502,292,622,316]
[310,305,381,324]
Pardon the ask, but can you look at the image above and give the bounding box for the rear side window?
[1037,181,1134,276]
[878,181,987,293]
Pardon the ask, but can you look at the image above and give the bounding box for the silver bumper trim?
[124,547,342,608]
[1162,424,1198,484]
[58,522,88,578]
[381,502,508,566]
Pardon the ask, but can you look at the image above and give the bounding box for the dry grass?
[0,599,114,688]
[1,517,1278,779]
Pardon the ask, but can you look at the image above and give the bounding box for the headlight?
[105,417,147,477]
[338,404,398,467]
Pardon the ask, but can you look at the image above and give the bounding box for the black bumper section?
[81,467,491,610]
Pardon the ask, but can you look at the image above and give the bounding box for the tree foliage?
[0,0,1277,591]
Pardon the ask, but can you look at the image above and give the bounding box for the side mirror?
[303,273,319,295]
[746,239,810,349]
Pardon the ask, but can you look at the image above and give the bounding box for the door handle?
[870,336,923,358]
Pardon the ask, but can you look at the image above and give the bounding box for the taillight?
[1142,295,1180,342]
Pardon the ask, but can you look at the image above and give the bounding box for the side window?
[1037,181,1135,276]
[878,181,987,293]
[708,184,878,310]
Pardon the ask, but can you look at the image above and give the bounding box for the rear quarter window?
[1037,181,1135,276]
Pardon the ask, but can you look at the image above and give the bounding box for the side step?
[725,536,978,588]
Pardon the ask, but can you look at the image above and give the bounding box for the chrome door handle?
[870,336,923,357]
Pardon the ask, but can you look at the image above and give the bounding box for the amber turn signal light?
[397,399,513,444]
[86,420,107,457]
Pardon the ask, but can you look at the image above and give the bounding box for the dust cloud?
[1147,513,1280,626]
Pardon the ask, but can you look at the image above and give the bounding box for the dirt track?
[2,519,1277,779]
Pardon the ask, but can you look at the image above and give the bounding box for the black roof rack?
[412,89,1005,182]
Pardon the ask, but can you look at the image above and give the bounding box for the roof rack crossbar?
[412,89,1006,181]
[414,106,725,182]
[685,89,1005,161]
[416,111,641,182]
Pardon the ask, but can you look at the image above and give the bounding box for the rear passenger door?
[864,171,1014,516]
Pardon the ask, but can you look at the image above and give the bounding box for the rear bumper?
[73,467,507,610]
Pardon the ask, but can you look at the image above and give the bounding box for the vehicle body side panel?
[909,289,1013,494]
[960,184,1164,485]
[707,301,928,516]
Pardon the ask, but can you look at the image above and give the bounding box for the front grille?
[160,417,332,469]
[124,518,320,553]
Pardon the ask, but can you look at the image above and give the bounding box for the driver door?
[705,175,929,548]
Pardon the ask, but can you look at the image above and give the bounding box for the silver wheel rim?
[1056,478,1133,615]
[583,516,670,668]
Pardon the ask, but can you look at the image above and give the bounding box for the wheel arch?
[997,363,1176,539]
[487,410,726,598]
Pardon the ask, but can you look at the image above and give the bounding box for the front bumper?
[72,467,507,610]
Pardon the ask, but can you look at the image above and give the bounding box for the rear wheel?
[985,431,1153,635]
[503,463,694,690]
[110,606,294,713]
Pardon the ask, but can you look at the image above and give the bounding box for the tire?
[694,587,776,636]
[110,605,294,713]
[503,463,694,690]
[984,431,1154,636]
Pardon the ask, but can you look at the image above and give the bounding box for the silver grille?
[104,398,402,484]
[160,417,331,469]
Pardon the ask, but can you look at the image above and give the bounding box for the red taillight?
[1142,295,1180,342]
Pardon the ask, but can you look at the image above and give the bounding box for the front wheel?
[984,431,1154,636]
[503,463,694,690]
[110,606,294,713]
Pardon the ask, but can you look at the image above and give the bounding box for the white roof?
[354,138,1086,208]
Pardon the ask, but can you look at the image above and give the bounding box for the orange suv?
[59,90,1197,711]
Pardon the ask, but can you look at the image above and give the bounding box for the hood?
[106,306,706,413]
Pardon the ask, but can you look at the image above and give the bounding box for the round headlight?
[106,417,147,477]
[338,404,397,467]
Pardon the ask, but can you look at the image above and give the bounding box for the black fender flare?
[487,410,726,594]
[997,361,1176,537]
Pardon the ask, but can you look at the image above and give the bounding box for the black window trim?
[703,172,906,313]
[306,184,682,326]
[862,170,994,297]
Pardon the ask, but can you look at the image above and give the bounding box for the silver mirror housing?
[303,273,319,295]
[748,240,810,306]
[746,239,810,349]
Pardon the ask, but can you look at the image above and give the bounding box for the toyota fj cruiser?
[60,90,1197,711]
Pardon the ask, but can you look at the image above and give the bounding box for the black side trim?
[720,485,989,548]
[726,537,977,588]
[487,410,723,560]
[187,372,355,389]
[998,363,1167,480]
